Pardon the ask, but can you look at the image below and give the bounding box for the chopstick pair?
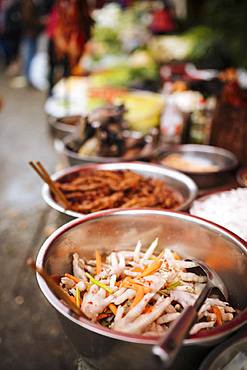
[29,161,70,209]
[27,258,83,317]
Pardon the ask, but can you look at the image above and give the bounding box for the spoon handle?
[153,284,212,367]
[152,305,197,366]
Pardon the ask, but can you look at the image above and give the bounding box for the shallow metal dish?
[42,162,197,218]
[36,209,247,370]
[157,144,238,188]
[59,133,162,166]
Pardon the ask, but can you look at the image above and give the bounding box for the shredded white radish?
[191,188,247,241]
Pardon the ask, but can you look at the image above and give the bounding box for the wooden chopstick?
[36,161,70,207]
[29,161,70,209]
[27,258,83,317]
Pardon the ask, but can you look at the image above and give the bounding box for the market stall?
[33,2,247,370]
[1,1,247,370]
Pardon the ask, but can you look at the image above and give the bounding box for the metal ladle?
[152,259,228,367]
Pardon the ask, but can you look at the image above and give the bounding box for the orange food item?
[65,273,81,284]
[69,295,76,303]
[212,306,223,326]
[109,303,117,315]
[139,260,163,278]
[130,286,144,309]
[96,250,102,275]
[97,313,112,320]
[56,170,183,214]
[143,306,154,314]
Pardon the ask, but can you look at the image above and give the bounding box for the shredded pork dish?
[59,239,235,336]
[55,170,183,213]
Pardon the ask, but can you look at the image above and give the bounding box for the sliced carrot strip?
[130,281,151,293]
[96,250,102,275]
[212,306,223,326]
[173,252,181,260]
[131,267,143,273]
[75,287,81,308]
[97,313,112,320]
[109,303,117,315]
[139,260,162,278]
[143,286,151,294]
[69,295,76,303]
[121,278,151,293]
[65,273,81,284]
[130,286,144,309]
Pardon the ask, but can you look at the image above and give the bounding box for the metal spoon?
[152,259,228,367]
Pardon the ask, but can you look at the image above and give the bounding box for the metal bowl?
[42,162,198,218]
[36,209,247,370]
[59,133,162,166]
[199,332,247,370]
[47,115,81,140]
[157,144,238,189]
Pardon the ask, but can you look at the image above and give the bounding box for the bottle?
[189,97,215,144]
[160,100,184,144]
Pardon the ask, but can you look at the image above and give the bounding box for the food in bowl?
[190,188,247,241]
[55,169,183,214]
[66,104,160,160]
[59,238,235,336]
[157,144,238,188]
[36,209,247,370]
[161,153,219,173]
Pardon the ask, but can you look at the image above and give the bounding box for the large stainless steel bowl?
[42,162,198,218]
[36,209,247,370]
[157,144,238,188]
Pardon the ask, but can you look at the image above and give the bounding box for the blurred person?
[20,0,49,85]
[0,0,22,74]
[150,0,176,35]
[46,0,93,95]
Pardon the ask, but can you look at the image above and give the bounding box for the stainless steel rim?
[42,161,198,217]
[36,209,247,347]
[158,144,238,175]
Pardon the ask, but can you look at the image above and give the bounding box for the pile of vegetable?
[59,238,235,336]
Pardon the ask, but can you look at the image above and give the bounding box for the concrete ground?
[0,75,81,370]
